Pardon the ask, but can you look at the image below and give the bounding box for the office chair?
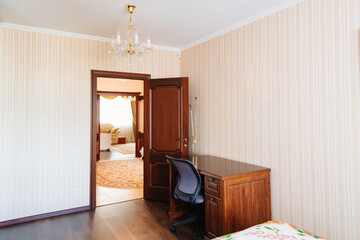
[166,155,204,240]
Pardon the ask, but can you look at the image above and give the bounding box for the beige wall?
[181,0,360,239]
[97,78,144,132]
[1,1,360,238]
[0,27,180,222]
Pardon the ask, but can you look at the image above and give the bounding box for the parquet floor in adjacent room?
[0,199,201,240]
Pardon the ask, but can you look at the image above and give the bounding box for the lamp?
[108,5,153,65]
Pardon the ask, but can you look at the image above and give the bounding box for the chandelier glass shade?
[108,5,152,65]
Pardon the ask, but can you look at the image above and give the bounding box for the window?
[100,97,133,128]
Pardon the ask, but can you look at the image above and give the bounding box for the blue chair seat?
[177,193,204,204]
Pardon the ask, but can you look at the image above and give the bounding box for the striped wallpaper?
[0,27,179,222]
[1,1,360,238]
[181,0,360,239]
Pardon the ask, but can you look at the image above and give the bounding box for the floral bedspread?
[214,221,325,240]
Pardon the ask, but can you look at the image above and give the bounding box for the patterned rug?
[111,143,135,155]
[97,158,143,189]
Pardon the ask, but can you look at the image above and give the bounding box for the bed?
[214,221,325,240]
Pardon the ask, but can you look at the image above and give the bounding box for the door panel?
[151,162,170,187]
[151,86,181,153]
[144,77,189,201]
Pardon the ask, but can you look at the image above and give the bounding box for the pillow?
[110,128,119,134]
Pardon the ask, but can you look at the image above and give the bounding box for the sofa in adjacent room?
[100,123,121,145]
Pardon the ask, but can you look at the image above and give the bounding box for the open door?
[144,77,189,201]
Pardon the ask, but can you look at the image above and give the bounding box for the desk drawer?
[204,176,221,197]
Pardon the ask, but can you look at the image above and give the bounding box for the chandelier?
[108,5,153,65]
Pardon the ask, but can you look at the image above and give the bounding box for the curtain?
[101,95,136,101]
[101,95,118,100]
[130,100,136,138]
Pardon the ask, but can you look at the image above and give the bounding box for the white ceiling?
[0,0,302,49]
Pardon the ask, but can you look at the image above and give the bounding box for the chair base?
[171,214,196,231]
[170,218,199,240]
[170,205,201,240]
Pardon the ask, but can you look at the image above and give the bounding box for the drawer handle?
[208,177,215,182]
[209,197,214,202]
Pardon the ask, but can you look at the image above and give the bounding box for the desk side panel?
[224,171,271,234]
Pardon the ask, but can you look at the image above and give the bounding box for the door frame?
[90,70,150,210]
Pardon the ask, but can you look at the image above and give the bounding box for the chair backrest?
[166,155,202,205]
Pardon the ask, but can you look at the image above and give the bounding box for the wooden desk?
[169,155,271,239]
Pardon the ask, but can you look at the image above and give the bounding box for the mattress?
[214,221,325,240]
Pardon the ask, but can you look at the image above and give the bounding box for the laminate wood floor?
[96,186,143,206]
[0,199,202,240]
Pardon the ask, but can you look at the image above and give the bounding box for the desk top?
[193,155,270,179]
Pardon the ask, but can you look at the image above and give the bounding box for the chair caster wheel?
[170,226,176,233]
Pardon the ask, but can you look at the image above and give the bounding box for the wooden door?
[144,77,189,201]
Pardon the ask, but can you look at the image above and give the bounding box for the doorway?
[91,70,189,210]
[90,70,151,210]
[96,88,143,206]
[97,90,141,161]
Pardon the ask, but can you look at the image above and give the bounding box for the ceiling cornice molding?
[0,22,111,41]
[0,22,180,52]
[150,44,181,52]
[180,0,304,51]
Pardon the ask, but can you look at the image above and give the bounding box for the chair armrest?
[111,130,121,144]
[114,129,120,138]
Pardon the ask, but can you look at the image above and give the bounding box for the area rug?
[97,158,143,189]
[111,143,135,155]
